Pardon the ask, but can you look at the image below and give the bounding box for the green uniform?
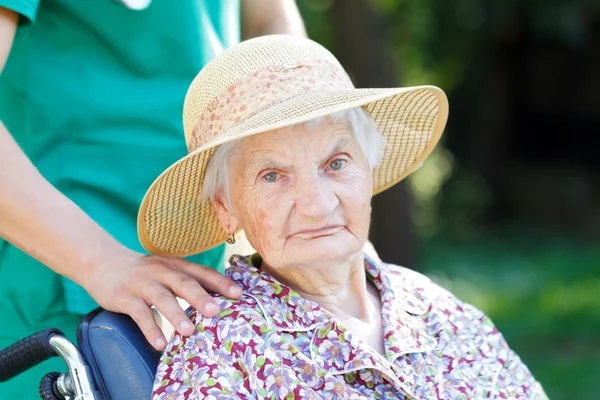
[0,0,239,397]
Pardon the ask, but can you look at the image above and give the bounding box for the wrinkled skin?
[213,121,373,274]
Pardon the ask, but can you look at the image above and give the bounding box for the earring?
[225,233,236,244]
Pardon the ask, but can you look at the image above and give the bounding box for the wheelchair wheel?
[39,372,65,400]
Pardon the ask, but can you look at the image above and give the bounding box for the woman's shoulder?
[157,295,269,370]
[186,293,269,340]
[380,261,502,340]
[380,261,462,308]
[153,294,264,398]
[381,261,547,398]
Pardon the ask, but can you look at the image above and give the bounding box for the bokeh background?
[296,0,600,398]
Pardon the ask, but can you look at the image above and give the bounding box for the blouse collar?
[226,253,438,361]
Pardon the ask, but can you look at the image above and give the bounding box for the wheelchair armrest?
[77,309,162,400]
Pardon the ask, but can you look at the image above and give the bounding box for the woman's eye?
[262,172,280,183]
[328,159,347,171]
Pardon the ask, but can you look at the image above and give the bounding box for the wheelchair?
[0,307,173,399]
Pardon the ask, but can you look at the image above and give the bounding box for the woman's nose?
[294,177,339,219]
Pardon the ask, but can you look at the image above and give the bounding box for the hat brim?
[138,85,448,256]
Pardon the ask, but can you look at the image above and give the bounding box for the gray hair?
[202,107,385,205]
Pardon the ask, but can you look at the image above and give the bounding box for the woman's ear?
[210,194,240,234]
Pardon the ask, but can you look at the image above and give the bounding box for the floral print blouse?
[152,254,547,399]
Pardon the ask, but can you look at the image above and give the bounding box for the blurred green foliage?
[369,0,600,89]
[299,0,600,398]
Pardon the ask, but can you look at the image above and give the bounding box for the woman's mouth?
[289,225,346,239]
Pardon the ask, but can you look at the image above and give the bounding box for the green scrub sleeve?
[0,0,41,23]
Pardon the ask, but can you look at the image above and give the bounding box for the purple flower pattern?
[152,254,547,399]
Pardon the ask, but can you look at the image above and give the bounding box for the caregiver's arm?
[241,0,307,39]
[0,8,240,350]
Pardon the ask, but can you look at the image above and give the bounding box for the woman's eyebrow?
[328,135,353,155]
[246,154,288,172]
[243,133,354,173]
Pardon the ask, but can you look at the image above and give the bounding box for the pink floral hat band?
[188,60,353,152]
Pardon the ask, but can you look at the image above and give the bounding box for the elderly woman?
[138,35,546,399]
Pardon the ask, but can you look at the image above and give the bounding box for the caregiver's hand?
[0,120,241,351]
[84,249,242,350]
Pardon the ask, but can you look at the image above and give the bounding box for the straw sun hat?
[137,35,449,257]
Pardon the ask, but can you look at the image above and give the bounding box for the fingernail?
[229,286,242,295]
[155,338,166,349]
[180,321,195,332]
[205,302,218,313]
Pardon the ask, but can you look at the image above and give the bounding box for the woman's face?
[213,120,373,270]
